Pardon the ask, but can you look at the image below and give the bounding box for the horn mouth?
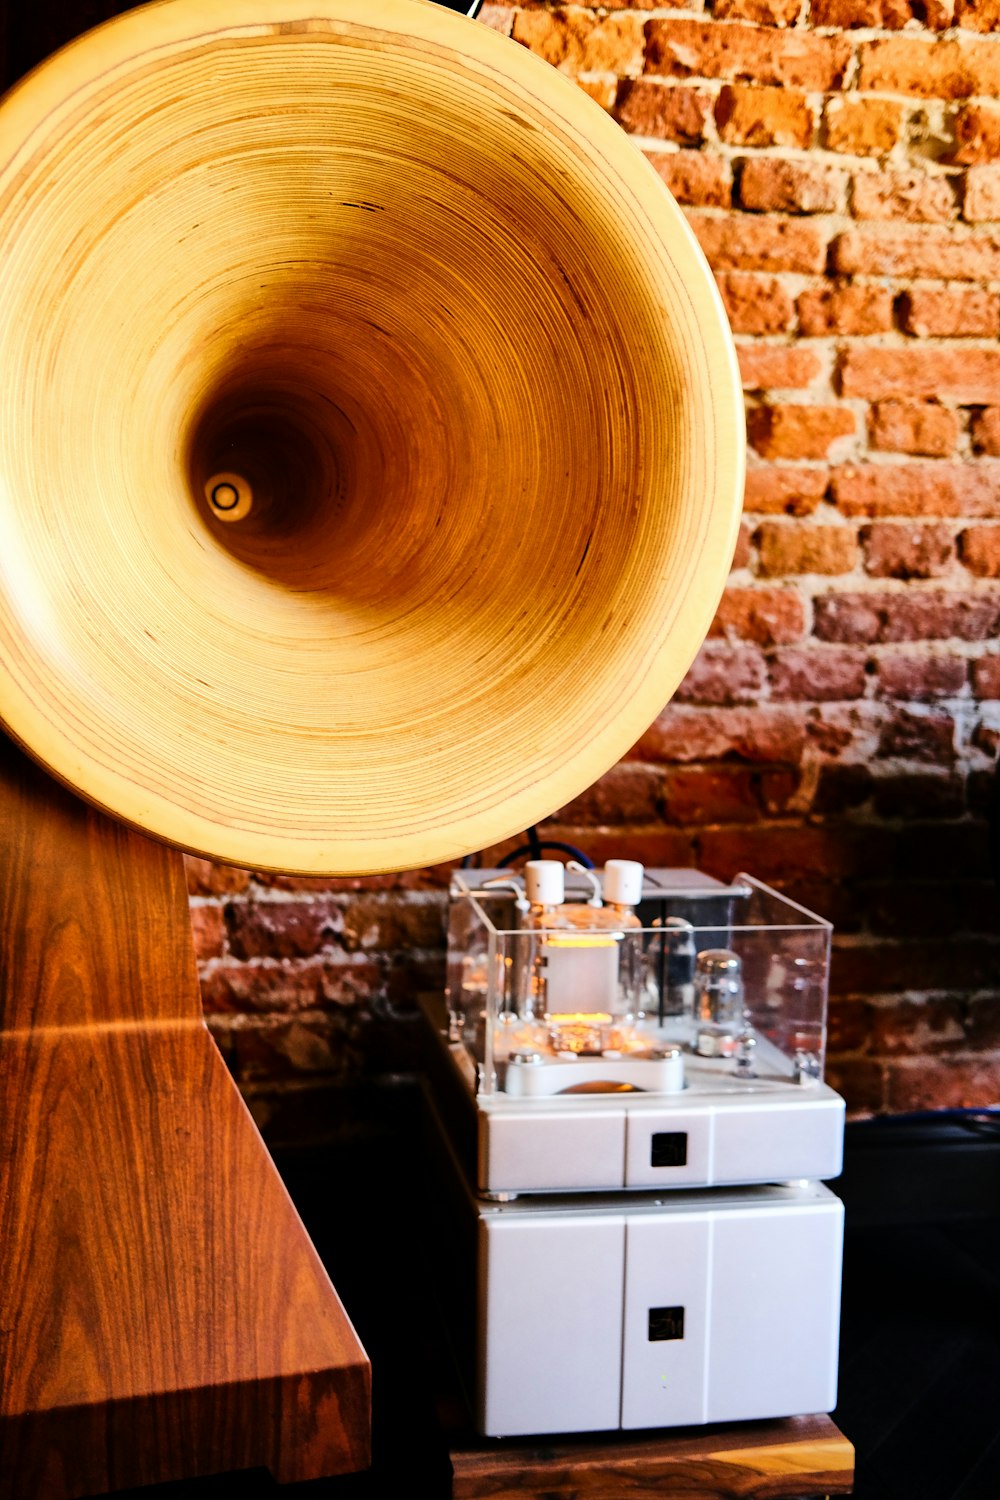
[0,0,743,875]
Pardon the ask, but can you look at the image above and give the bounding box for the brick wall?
[11,1,998,1122]
[195,0,1000,1124]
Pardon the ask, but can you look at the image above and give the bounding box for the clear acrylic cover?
[446,868,832,1100]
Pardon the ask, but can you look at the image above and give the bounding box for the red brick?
[615,81,711,144]
[674,642,768,705]
[339,895,445,954]
[972,719,1000,753]
[868,403,960,459]
[971,408,1000,455]
[926,0,958,25]
[716,85,814,150]
[710,585,808,644]
[964,165,1000,223]
[840,347,1000,402]
[811,0,932,23]
[862,522,956,579]
[757,522,858,575]
[832,937,997,996]
[858,35,1000,99]
[875,653,968,699]
[739,346,824,391]
[700,822,892,883]
[833,226,1000,281]
[812,763,873,815]
[225,1012,362,1084]
[732,519,753,570]
[512,9,645,75]
[200,958,382,1015]
[887,1058,1000,1113]
[797,283,893,337]
[645,19,850,91]
[646,149,731,208]
[809,700,867,753]
[814,590,1000,642]
[857,34,1000,99]
[950,103,1000,166]
[804,703,873,757]
[743,466,828,516]
[769,647,867,701]
[960,524,1000,577]
[555,763,664,824]
[864,994,967,1051]
[385,955,451,1014]
[636,705,807,764]
[971,656,1000,698]
[851,169,958,225]
[717,272,793,335]
[758,525,863,576]
[872,774,966,820]
[967,987,1000,1049]
[225,898,344,961]
[747,405,855,461]
[189,903,226,962]
[662,765,765,826]
[689,213,828,274]
[836,937,981,995]
[739,158,845,215]
[833,464,1000,519]
[539,825,699,872]
[757,767,804,816]
[184,855,251,896]
[956,0,1000,30]
[824,97,904,158]
[576,76,617,111]
[713,0,802,22]
[882,993,988,1052]
[897,286,1000,338]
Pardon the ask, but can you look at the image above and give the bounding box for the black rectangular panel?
[651,1131,688,1168]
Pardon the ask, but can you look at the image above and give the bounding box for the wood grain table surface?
[447,1411,854,1499]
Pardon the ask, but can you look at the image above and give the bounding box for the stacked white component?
[436,864,847,1439]
[477,1084,844,1195]
[476,1182,843,1437]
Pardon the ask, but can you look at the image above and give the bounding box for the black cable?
[497,839,593,869]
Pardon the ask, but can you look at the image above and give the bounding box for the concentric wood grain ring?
[0,0,744,874]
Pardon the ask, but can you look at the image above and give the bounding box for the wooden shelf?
[448,1412,854,1499]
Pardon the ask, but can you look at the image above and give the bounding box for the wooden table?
[448,1412,854,1499]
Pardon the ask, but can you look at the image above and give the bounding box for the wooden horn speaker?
[0,0,744,1494]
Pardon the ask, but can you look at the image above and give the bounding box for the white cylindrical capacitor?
[603,859,644,908]
[525,860,565,906]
